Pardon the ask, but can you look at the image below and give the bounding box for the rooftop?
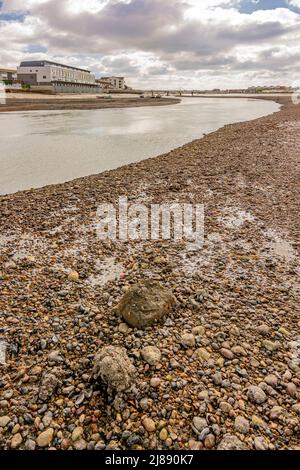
[0,68,17,73]
[19,60,90,73]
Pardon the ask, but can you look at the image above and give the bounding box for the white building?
[17,60,100,93]
[0,68,17,82]
[98,76,126,90]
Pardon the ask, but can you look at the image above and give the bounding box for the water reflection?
[0,98,280,195]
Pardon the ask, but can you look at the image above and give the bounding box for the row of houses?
[0,60,128,93]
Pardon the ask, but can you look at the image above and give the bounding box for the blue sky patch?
[25,45,48,54]
[0,11,27,21]
[239,0,299,13]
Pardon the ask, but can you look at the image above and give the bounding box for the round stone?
[72,427,83,442]
[181,333,195,348]
[247,386,267,404]
[118,323,129,334]
[159,428,168,441]
[234,416,250,435]
[192,417,208,433]
[150,377,161,388]
[142,417,156,433]
[264,374,278,387]
[0,416,10,427]
[217,434,248,450]
[220,348,234,360]
[254,436,268,450]
[11,433,22,449]
[141,346,161,366]
[192,326,205,336]
[204,434,216,449]
[68,271,79,282]
[37,428,54,448]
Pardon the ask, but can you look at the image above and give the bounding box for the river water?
[0,97,280,195]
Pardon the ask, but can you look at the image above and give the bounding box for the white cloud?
[289,0,300,7]
[0,0,299,88]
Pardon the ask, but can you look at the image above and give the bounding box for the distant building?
[17,60,100,93]
[0,68,17,82]
[98,76,126,90]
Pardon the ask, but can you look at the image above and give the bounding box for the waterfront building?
[0,68,17,82]
[17,60,100,93]
[98,76,126,90]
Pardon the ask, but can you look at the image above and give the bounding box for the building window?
[43,75,47,79]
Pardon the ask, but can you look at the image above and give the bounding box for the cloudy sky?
[0,0,299,89]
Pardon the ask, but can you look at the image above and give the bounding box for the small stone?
[264,374,278,387]
[142,417,156,433]
[278,327,290,337]
[141,346,161,366]
[229,326,240,336]
[11,433,22,449]
[181,333,195,348]
[24,439,36,450]
[192,417,208,433]
[257,324,271,336]
[254,436,268,451]
[199,390,209,400]
[217,434,248,450]
[283,370,292,381]
[68,271,79,282]
[220,402,233,414]
[12,423,20,434]
[286,383,297,398]
[270,406,284,420]
[234,416,250,435]
[196,348,211,363]
[252,415,265,428]
[0,416,10,427]
[189,439,202,450]
[72,427,83,442]
[204,434,215,449]
[192,326,205,336]
[37,428,54,448]
[220,348,234,360]
[39,373,59,401]
[139,398,149,410]
[150,377,161,388]
[263,340,280,352]
[216,357,225,367]
[232,346,247,356]
[159,428,168,441]
[73,439,87,450]
[213,372,222,386]
[247,386,267,404]
[292,404,300,415]
[47,351,64,364]
[118,323,129,334]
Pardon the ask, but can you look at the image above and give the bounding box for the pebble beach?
[0,96,299,451]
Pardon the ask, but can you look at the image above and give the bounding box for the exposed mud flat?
[0,97,180,113]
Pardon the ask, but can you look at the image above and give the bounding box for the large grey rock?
[92,346,136,394]
[217,434,248,450]
[115,281,175,329]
